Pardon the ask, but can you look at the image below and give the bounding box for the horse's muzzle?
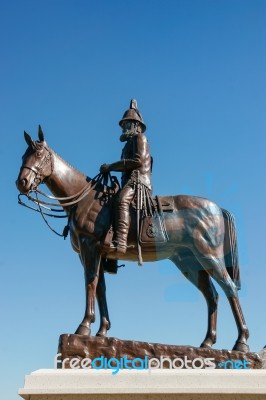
[16,178,29,193]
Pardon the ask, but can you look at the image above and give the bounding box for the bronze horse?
[16,127,249,352]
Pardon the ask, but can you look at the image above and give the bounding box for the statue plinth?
[57,334,262,370]
[18,369,266,400]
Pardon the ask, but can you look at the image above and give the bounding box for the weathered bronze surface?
[16,101,250,354]
[58,334,262,369]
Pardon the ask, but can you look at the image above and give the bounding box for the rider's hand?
[100,163,110,173]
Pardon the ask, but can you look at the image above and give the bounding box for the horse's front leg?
[96,263,111,337]
[75,237,101,336]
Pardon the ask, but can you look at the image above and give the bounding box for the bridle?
[21,145,54,188]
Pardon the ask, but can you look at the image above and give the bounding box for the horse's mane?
[40,140,87,178]
[52,148,86,177]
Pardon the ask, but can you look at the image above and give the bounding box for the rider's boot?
[110,209,130,254]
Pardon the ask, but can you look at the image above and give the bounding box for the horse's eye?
[36,151,42,157]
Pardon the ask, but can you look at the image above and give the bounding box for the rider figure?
[100,99,152,254]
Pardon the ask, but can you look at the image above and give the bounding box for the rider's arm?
[106,159,140,172]
[108,135,148,172]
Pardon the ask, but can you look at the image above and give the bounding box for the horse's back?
[160,194,224,256]
[159,194,221,215]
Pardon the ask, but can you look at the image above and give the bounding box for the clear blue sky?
[1,0,266,398]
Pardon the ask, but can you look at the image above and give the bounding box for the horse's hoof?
[200,342,212,349]
[200,339,214,348]
[96,321,110,337]
[232,341,250,353]
[96,330,107,337]
[75,324,91,336]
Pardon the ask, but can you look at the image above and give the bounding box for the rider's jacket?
[107,133,152,190]
[120,133,152,190]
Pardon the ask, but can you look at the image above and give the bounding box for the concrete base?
[19,369,266,400]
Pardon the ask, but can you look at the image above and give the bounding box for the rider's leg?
[112,184,135,254]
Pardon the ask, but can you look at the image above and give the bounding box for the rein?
[18,172,115,238]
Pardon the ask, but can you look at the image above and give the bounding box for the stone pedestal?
[57,334,262,369]
[19,369,266,400]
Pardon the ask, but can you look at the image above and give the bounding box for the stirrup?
[110,242,134,252]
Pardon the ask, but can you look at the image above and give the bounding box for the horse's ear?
[24,131,33,146]
[38,125,45,142]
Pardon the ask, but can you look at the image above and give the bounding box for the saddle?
[101,178,174,272]
[103,194,174,249]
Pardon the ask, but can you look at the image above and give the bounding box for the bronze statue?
[100,99,152,255]
[16,105,250,353]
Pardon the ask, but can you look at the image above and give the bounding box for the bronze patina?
[16,102,249,353]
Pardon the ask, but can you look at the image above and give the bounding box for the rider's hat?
[119,99,146,132]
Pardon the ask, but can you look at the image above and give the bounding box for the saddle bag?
[140,213,168,244]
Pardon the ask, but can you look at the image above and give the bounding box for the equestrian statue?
[16,99,249,353]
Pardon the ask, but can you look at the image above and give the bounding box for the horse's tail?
[222,208,241,290]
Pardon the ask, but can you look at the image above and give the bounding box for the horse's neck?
[46,150,88,198]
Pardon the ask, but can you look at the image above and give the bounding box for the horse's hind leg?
[228,296,249,352]
[170,250,219,348]
[198,271,219,348]
[95,264,111,337]
[193,254,249,353]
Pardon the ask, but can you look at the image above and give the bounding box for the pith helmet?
[119,99,146,132]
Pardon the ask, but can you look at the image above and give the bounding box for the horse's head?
[16,126,53,194]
